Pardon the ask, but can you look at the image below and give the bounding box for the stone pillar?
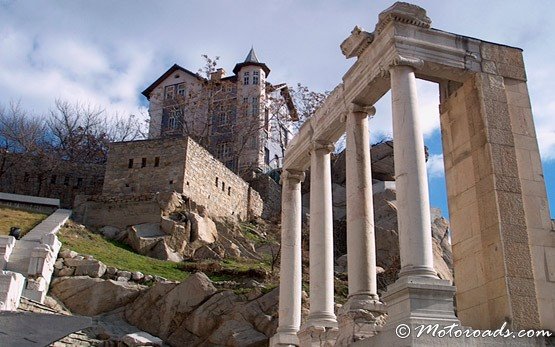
[270,169,305,347]
[299,141,338,346]
[370,58,459,346]
[389,60,436,278]
[307,141,336,326]
[336,105,387,345]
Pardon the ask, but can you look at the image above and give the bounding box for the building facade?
[142,49,297,176]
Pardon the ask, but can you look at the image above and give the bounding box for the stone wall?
[248,174,281,220]
[183,138,263,219]
[73,194,162,229]
[99,136,262,222]
[439,53,553,331]
[0,154,105,208]
[103,138,188,195]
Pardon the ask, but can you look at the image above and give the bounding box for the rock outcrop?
[50,276,145,316]
[124,274,279,346]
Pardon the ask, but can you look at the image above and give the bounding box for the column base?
[298,325,339,347]
[383,275,458,326]
[270,330,300,347]
[398,265,438,278]
[305,312,338,329]
[335,295,387,346]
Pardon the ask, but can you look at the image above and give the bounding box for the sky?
[1,0,554,219]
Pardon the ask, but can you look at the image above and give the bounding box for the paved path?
[5,209,71,275]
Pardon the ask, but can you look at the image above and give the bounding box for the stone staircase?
[0,209,71,310]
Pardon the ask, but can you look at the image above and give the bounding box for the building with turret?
[141,48,297,176]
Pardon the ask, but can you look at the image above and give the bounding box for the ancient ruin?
[272,2,555,346]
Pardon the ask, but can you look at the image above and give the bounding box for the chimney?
[210,68,226,81]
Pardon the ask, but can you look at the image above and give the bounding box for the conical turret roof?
[233,47,270,76]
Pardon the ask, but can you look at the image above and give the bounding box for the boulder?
[207,320,267,347]
[57,267,74,277]
[127,223,165,254]
[147,240,183,262]
[121,332,163,347]
[188,212,218,244]
[117,270,132,280]
[125,272,217,339]
[74,260,107,278]
[59,249,78,259]
[50,276,144,316]
[193,245,222,260]
[132,271,144,282]
[99,226,121,240]
[183,290,241,337]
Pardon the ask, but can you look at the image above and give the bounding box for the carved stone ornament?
[280,169,306,184]
[390,55,424,70]
[375,2,431,35]
[340,26,374,59]
[311,140,335,154]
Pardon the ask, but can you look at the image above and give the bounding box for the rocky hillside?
[44,142,454,346]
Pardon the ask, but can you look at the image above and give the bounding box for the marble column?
[307,141,337,328]
[270,169,305,347]
[390,61,437,278]
[335,105,387,345]
[345,104,378,301]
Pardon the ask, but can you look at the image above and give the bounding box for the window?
[141,158,147,168]
[252,97,260,116]
[253,71,259,85]
[154,157,160,167]
[23,172,29,182]
[243,71,250,85]
[228,187,231,196]
[219,113,229,125]
[243,97,249,115]
[64,176,70,186]
[128,159,134,168]
[216,143,231,159]
[168,116,176,129]
[50,175,57,184]
[222,181,225,191]
[215,177,219,186]
[76,177,83,188]
[177,83,186,97]
[264,148,270,165]
[165,85,175,99]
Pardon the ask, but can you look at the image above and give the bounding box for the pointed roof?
[244,47,260,63]
[141,64,204,99]
[233,48,270,76]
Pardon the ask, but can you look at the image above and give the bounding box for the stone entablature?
[102,136,262,221]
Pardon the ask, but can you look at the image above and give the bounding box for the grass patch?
[58,222,188,282]
[180,258,270,282]
[0,205,48,236]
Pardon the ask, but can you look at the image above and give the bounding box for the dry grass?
[0,205,48,236]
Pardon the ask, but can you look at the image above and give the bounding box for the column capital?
[389,55,424,70]
[310,140,335,154]
[350,103,376,116]
[280,169,306,184]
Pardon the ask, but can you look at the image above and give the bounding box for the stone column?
[336,105,387,345]
[307,141,336,327]
[270,169,305,347]
[390,60,437,278]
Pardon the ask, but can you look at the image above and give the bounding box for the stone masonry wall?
[0,153,105,208]
[103,138,187,195]
[184,138,262,220]
[73,194,162,229]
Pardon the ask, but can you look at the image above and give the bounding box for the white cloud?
[0,0,554,163]
[427,154,445,179]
